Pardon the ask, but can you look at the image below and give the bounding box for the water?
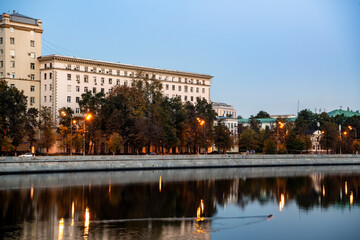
[1,166,360,239]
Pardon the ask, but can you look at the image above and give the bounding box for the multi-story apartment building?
[212,102,237,118]
[0,11,42,109]
[38,55,212,120]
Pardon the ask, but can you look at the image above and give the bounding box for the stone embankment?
[0,154,359,174]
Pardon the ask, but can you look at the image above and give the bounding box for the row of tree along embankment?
[0,154,359,174]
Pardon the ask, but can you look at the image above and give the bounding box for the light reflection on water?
[0,167,360,239]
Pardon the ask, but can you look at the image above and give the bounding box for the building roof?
[1,11,39,25]
[327,109,360,118]
[238,117,297,124]
[38,55,213,79]
[212,102,234,108]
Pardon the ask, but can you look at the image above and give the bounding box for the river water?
[1,166,360,239]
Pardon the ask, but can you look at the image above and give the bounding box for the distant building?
[0,11,43,109]
[327,109,360,118]
[212,102,236,118]
[238,117,297,130]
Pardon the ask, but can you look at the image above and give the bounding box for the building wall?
[0,13,42,109]
[39,55,212,120]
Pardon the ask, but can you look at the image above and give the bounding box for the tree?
[295,109,317,135]
[39,107,56,155]
[107,133,123,155]
[352,140,360,153]
[238,128,259,152]
[0,80,28,154]
[263,138,277,154]
[320,121,338,154]
[285,130,305,153]
[214,121,233,153]
[25,108,39,149]
[254,111,270,119]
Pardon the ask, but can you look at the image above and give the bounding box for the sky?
[3,0,360,118]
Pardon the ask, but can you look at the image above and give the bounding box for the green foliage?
[254,110,270,119]
[352,140,360,153]
[295,109,317,135]
[320,121,338,153]
[39,107,56,154]
[238,128,259,151]
[25,108,39,147]
[107,133,123,155]
[285,130,305,153]
[263,138,277,154]
[214,121,233,153]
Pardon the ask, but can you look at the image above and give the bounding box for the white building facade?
[38,55,212,120]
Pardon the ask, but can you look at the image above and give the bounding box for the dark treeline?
[238,109,360,154]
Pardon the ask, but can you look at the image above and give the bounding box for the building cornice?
[0,23,43,33]
[38,55,213,79]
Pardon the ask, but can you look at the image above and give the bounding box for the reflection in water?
[58,218,64,240]
[84,207,90,239]
[0,171,359,239]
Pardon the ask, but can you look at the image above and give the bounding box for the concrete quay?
[0,154,359,174]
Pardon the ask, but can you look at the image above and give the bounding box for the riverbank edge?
[1,154,359,174]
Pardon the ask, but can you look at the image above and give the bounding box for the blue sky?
[3,0,360,117]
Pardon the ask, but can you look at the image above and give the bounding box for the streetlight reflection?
[279,194,285,212]
[159,176,162,192]
[84,207,90,239]
[71,201,75,226]
[58,218,64,240]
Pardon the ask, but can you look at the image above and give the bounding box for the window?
[76,86,80,92]
[109,78,112,84]
[191,96,194,101]
[76,97,80,103]
[44,73,47,80]
[124,71,127,76]
[101,88,104,93]
[0,72,3,78]
[0,49,3,56]
[178,86,181,91]
[49,73,52,79]
[190,87,193,93]
[30,85,35,92]
[67,74,71,80]
[0,38,2,44]
[84,66,88,72]
[84,87,88,92]
[172,85,175,91]
[10,38,15,44]
[30,74,35,80]
[10,72,15,78]
[67,85,71,92]
[185,86,188,93]
[10,49,15,57]
[84,75,88,83]
[196,87,199,93]
[166,84,169,90]
[30,40,34,47]
[44,96,46,102]
[76,108,80,114]
[30,52,35,59]
[76,75,80,82]
[101,78,104,85]
[49,84,53,90]
[185,96,188,101]
[108,69,112,74]
[116,79,120,85]
[49,96,52,102]
[124,80,128,86]
[30,63,35,70]
[30,97,35,105]
[67,96,71,103]
[202,88,205,94]
[44,85,47,91]
[66,64,71,70]
[30,30,34,36]
[93,77,97,84]
[92,87,96,93]
[49,63,52,68]
[10,84,15,88]
[0,61,3,67]
[159,75,162,80]
[44,64,47,69]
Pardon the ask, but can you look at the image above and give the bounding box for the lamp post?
[83,113,93,156]
[348,126,357,139]
[197,118,206,154]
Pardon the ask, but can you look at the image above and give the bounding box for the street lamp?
[197,118,206,154]
[83,113,93,156]
[348,126,357,139]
